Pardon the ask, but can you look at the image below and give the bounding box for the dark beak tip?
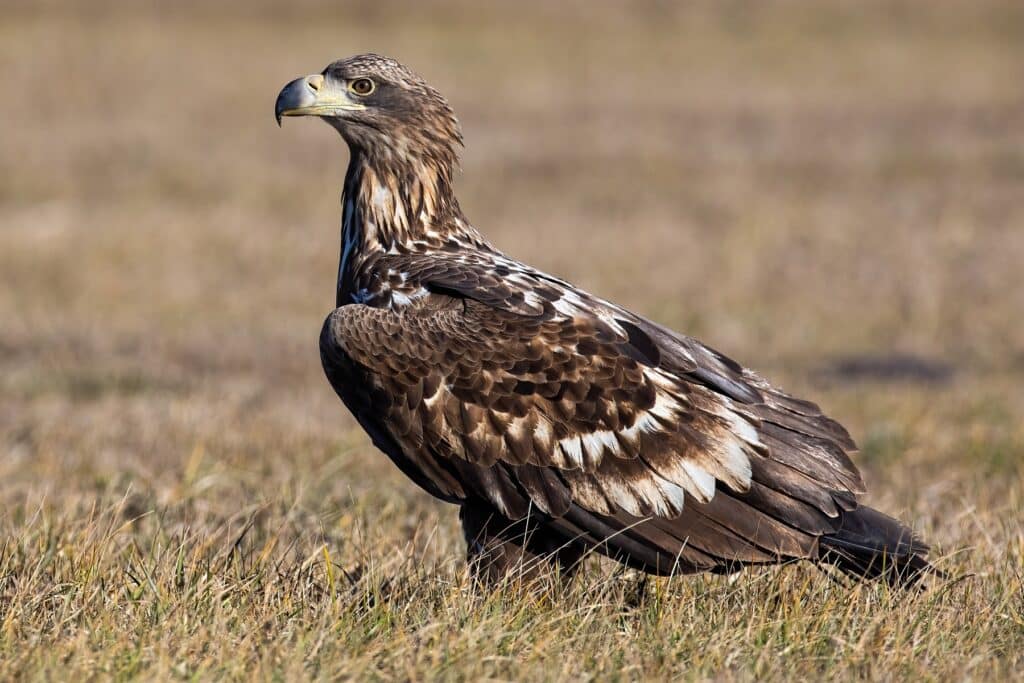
[275,76,309,129]
[274,94,285,127]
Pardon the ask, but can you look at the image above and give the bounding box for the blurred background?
[1,0,1022,667]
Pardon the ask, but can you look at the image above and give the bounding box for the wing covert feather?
[320,252,868,567]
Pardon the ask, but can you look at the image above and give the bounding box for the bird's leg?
[459,502,584,587]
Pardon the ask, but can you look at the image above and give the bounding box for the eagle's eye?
[349,78,375,96]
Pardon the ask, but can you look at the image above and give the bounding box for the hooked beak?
[275,73,365,126]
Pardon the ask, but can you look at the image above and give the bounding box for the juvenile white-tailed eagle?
[276,54,935,585]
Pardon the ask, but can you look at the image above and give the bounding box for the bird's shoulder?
[330,246,843,437]
[348,247,770,403]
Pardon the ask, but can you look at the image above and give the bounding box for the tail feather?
[819,505,938,586]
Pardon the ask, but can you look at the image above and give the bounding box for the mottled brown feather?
[302,53,934,584]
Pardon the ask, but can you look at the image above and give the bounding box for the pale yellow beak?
[275,73,364,125]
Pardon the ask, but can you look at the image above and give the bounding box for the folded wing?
[320,252,908,575]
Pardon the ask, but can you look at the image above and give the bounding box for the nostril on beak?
[306,74,325,92]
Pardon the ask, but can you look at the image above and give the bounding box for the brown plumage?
[276,53,936,586]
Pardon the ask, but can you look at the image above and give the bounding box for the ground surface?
[1,1,1023,679]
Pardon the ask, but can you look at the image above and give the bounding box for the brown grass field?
[2,1,1023,679]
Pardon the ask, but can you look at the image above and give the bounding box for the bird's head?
[276,54,462,169]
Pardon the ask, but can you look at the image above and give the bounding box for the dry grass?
[2,1,1023,679]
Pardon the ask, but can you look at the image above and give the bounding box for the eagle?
[275,54,935,586]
